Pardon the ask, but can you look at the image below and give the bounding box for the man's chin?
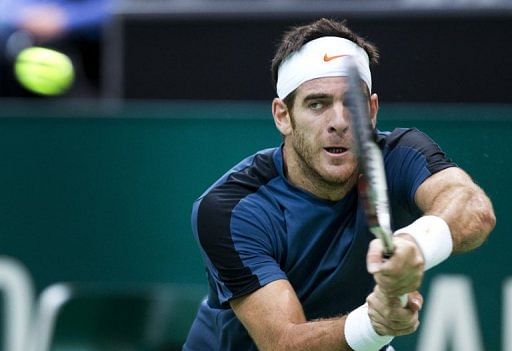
[320,167,357,186]
[320,173,353,186]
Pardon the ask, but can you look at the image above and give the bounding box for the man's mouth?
[324,147,349,154]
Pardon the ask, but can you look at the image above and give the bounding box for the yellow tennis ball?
[14,47,75,96]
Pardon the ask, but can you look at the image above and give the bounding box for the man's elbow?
[465,191,496,250]
[478,197,496,241]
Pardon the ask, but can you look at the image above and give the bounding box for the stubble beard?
[291,125,355,190]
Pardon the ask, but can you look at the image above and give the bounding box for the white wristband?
[345,304,393,351]
[394,215,453,271]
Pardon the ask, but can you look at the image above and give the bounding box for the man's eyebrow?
[302,93,332,102]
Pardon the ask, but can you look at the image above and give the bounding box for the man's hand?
[367,285,423,336]
[366,235,424,296]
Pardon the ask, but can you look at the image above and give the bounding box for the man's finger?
[407,291,424,312]
[367,287,422,336]
[367,239,384,273]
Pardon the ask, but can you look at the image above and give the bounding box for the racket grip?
[399,294,408,307]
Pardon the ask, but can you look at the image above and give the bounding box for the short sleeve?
[193,191,286,306]
[382,128,456,219]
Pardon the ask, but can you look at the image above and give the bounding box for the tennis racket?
[344,58,407,305]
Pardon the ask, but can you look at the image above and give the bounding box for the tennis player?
[183,18,495,351]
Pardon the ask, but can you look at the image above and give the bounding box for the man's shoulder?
[379,127,456,177]
[192,147,285,257]
[378,128,435,150]
[195,147,281,214]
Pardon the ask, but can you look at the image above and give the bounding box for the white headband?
[276,36,372,99]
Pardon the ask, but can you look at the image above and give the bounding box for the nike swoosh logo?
[323,53,349,62]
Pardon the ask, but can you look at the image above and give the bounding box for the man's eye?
[309,102,324,110]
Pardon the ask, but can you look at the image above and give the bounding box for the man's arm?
[368,166,496,297]
[414,166,496,253]
[230,279,421,351]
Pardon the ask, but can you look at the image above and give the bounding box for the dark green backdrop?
[0,101,509,350]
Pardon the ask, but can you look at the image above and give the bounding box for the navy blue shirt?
[184,128,455,350]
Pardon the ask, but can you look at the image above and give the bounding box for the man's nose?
[328,103,349,134]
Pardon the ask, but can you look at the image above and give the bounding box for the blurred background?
[0,0,511,350]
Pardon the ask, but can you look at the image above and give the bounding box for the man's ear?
[272,98,292,136]
[369,93,379,129]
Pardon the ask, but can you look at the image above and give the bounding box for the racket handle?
[399,294,408,307]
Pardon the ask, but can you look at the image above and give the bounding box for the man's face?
[278,76,377,198]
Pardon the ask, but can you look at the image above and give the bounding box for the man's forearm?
[416,167,496,254]
[267,317,349,351]
[432,183,495,253]
[231,280,352,351]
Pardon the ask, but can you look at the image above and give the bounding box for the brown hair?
[271,18,380,108]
